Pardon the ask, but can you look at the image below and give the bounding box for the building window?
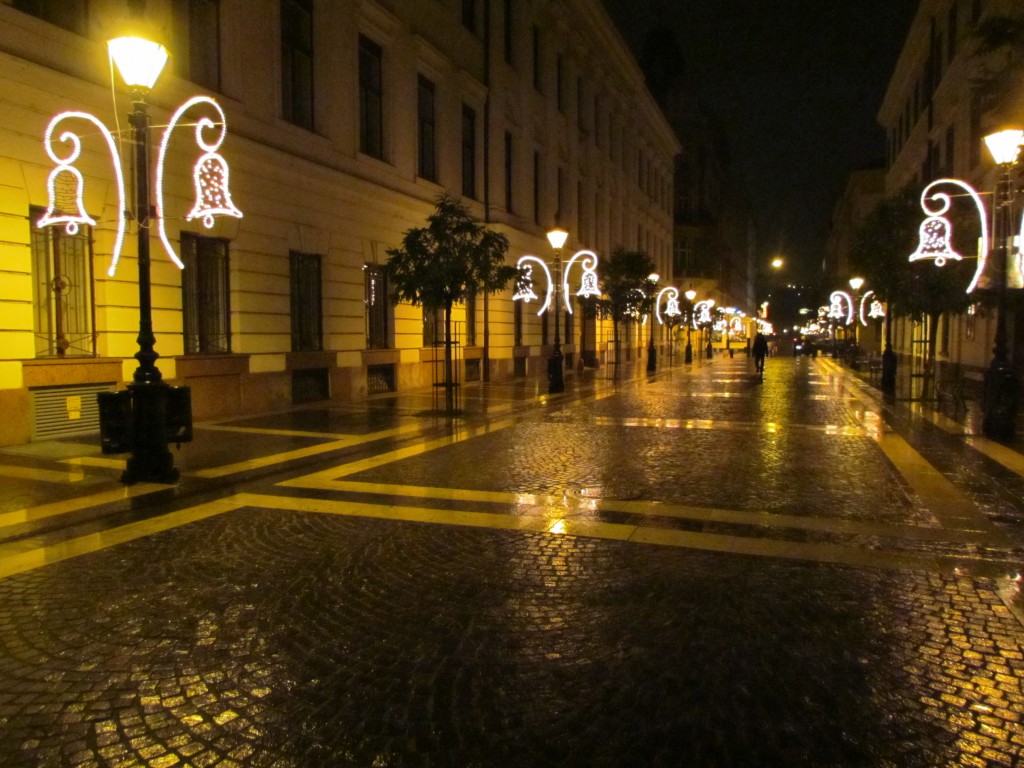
[462,0,476,33]
[290,251,322,351]
[365,263,389,349]
[30,208,94,357]
[175,0,221,91]
[359,35,384,159]
[514,301,523,346]
[504,131,514,212]
[462,103,477,199]
[965,303,976,341]
[465,292,477,346]
[181,232,230,354]
[532,25,542,91]
[423,308,445,346]
[418,75,437,182]
[14,0,86,35]
[556,54,566,113]
[533,151,541,224]
[281,0,313,129]
[504,0,514,66]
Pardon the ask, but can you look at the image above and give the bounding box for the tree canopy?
[386,194,514,313]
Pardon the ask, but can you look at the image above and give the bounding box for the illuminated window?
[290,251,322,351]
[417,76,437,182]
[181,233,230,354]
[175,0,221,91]
[14,0,85,35]
[359,35,384,158]
[29,207,94,357]
[364,264,389,349]
[281,0,314,129]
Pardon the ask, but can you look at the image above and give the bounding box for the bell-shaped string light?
[156,96,243,269]
[513,256,552,316]
[654,286,679,325]
[909,178,989,293]
[37,111,128,275]
[829,291,854,325]
[562,249,600,311]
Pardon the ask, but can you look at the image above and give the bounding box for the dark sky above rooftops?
[600,0,921,282]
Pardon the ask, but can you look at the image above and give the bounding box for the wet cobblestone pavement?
[1,356,1024,766]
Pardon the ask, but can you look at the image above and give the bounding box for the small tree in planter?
[386,195,514,413]
[598,247,656,376]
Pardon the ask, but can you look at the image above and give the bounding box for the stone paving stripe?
[590,415,876,436]
[966,436,1024,476]
[0,497,238,579]
[198,421,428,442]
[0,484,168,532]
[874,432,1000,535]
[0,464,87,485]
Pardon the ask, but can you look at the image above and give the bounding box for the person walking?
[753,332,769,376]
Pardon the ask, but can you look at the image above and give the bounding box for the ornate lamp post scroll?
[513,230,600,394]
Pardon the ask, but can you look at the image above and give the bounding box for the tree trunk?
[613,320,621,379]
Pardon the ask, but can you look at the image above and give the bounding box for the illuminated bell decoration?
[665,296,681,317]
[38,165,95,235]
[513,265,539,302]
[186,150,243,228]
[910,215,961,267]
[576,268,599,299]
[869,299,885,319]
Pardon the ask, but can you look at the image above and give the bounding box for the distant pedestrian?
[753,332,769,375]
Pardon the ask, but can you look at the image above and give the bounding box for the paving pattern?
[0,355,1023,767]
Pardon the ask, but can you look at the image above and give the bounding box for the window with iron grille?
[30,207,94,357]
[359,35,384,159]
[423,308,445,347]
[175,0,221,91]
[365,263,389,349]
[465,292,476,346]
[181,232,230,354]
[290,251,322,351]
[514,300,523,346]
[462,104,477,199]
[14,0,86,35]
[281,0,314,129]
[418,76,437,182]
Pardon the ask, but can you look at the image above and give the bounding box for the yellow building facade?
[0,0,678,445]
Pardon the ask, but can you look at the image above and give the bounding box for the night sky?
[600,0,921,281]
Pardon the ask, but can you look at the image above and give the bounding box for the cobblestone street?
[2,355,1024,767]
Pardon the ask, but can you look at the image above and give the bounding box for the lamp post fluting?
[982,130,1022,440]
[110,35,178,484]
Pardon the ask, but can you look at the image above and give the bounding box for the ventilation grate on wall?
[367,364,395,394]
[31,383,115,441]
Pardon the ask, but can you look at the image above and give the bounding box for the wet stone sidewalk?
[0,356,1023,766]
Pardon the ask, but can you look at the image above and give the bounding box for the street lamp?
[848,277,864,348]
[982,128,1023,439]
[684,289,697,364]
[546,225,569,392]
[646,273,659,373]
[108,33,178,483]
[514,228,600,394]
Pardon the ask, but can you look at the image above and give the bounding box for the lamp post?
[546,225,569,393]
[981,128,1023,440]
[684,289,697,364]
[108,34,178,484]
[848,277,864,349]
[646,273,659,373]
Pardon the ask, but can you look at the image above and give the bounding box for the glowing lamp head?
[108,36,169,91]
[546,226,569,250]
[771,257,783,269]
[985,129,1024,166]
[849,277,864,292]
[685,289,697,301]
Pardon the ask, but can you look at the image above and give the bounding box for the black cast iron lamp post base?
[109,34,179,484]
